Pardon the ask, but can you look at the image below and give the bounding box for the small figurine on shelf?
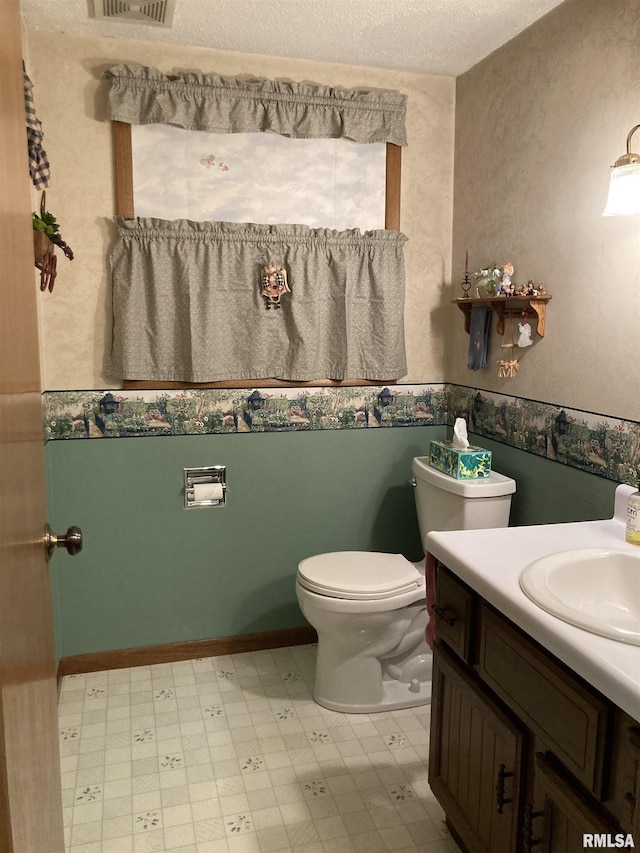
[499,262,514,296]
[475,261,516,297]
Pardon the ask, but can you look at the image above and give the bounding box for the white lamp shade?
[602,163,640,216]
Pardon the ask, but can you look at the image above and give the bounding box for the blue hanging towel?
[467,306,491,370]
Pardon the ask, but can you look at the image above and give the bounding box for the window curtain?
[105,63,407,146]
[104,64,408,383]
[108,219,407,383]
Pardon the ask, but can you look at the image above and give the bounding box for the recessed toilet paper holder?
[184,466,226,509]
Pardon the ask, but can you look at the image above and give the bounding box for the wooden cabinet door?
[429,643,525,853]
[536,753,622,853]
[608,713,640,835]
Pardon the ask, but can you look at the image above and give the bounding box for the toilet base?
[309,608,434,714]
[312,646,433,714]
[313,673,432,714]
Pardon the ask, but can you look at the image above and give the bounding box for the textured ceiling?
[20,0,567,77]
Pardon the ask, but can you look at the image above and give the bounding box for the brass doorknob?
[44,523,83,560]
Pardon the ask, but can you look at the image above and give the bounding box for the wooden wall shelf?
[453,294,552,336]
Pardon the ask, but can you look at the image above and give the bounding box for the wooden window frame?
[112,121,402,390]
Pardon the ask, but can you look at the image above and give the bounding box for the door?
[429,644,525,853]
[0,0,65,850]
[536,753,622,852]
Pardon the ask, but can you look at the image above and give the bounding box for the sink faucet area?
[425,482,640,722]
[520,547,640,645]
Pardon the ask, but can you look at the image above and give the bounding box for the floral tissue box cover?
[429,440,492,479]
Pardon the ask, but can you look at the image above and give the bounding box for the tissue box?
[429,440,492,479]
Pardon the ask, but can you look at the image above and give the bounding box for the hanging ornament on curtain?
[260,263,291,309]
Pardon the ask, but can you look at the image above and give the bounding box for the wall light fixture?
[603,124,640,216]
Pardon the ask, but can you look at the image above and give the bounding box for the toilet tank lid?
[412,456,516,497]
[297,551,422,600]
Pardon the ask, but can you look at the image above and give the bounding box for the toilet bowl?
[296,457,516,713]
[296,551,433,713]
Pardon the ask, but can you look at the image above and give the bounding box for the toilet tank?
[412,456,516,551]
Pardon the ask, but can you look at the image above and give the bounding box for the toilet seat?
[297,551,423,600]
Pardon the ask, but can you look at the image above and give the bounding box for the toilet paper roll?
[192,482,224,502]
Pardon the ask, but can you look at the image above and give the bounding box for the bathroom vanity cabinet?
[429,562,640,852]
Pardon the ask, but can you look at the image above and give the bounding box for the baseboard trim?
[57,626,317,680]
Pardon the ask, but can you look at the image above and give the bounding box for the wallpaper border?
[42,384,640,487]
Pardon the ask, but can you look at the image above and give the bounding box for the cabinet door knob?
[433,604,456,627]
[495,763,515,814]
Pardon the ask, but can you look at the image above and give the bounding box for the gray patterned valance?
[107,218,408,383]
[104,63,407,146]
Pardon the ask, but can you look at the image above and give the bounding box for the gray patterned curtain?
[108,219,407,383]
[105,63,407,145]
[105,64,408,382]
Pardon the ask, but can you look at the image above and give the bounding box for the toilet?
[295,456,516,713]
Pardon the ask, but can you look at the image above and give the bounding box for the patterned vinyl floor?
[58,644,461,853]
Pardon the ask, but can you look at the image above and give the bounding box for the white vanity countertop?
[425,485,640,721]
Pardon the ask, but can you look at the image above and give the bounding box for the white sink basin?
[520,548,640,645]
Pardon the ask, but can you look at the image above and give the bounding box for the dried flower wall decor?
[32,192,74,292]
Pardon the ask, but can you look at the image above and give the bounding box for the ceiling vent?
[93,0,176,27]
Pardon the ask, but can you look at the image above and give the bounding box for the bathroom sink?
[520,548,640,645]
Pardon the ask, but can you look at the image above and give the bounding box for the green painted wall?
[46,426,618,659]
[473,435,618,527]
[46,426,439,658]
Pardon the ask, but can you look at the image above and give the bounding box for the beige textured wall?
[449,0,640,421]
[25,31,455,391]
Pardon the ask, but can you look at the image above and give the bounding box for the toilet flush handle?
[410,477,417,487]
